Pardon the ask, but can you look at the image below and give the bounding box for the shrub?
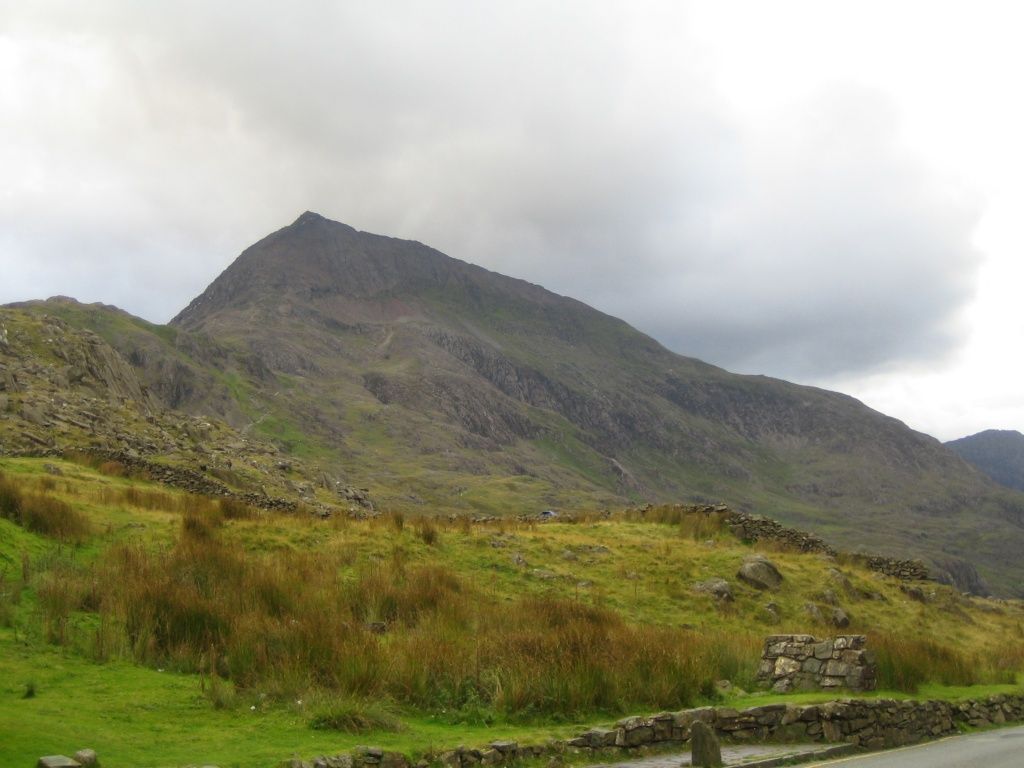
[308,697,404,732]
[181,508,222,540]
[220,497,259,520]
[416,518,439,546]
[97,461,128,478]
[0,473,22,519]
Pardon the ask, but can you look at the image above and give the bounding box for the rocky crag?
[0,309,371,513]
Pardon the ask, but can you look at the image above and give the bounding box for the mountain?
[7,211,1024,595]
[947,430,1024,492]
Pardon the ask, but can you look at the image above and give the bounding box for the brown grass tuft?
[0,472,91,543]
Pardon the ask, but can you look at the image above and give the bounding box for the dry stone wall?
[656,504,931,583]
[756,634,877,693]
[281,693,1024,768]
[862,555,930,582]
[48,693,1023,766]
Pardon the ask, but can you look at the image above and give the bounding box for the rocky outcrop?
[756,634,876,693]
[427,330,662,452]
[0,308,370,514]
[693,578,733,602]
[932,556,990,596]
[362,370,540,445]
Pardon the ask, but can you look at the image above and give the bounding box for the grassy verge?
[0,629,585,768]
[3,629,1020,768]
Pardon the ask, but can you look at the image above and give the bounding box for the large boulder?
[831,607,851,628]
[37,758,81,768]
[693,578,734,601]
[737,554,783,590]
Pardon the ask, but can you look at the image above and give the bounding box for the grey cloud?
[0,2,981,383]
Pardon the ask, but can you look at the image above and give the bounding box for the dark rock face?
[933,557,990,596]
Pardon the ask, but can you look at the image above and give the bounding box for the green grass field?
[2,457,1023,767]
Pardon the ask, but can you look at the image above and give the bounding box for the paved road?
[808,725,1024,767]
[590,742,851,768]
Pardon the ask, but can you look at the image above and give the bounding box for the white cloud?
[0,0,1020,438]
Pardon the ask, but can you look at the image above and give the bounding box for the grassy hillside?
[2,456,1023,767]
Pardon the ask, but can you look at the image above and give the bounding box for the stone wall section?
[655,504,931,583]
[757,634,877,693]
[282,694,1024,768]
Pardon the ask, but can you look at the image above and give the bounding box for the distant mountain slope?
[947,430,1024,492]
[10,212,1024,595]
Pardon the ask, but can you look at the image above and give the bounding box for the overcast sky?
[2,1,1021,441]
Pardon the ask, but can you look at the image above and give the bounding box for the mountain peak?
[171,213,486,329]
[293,210,326,225]
[290,210,355,230]
[171,213,566,330]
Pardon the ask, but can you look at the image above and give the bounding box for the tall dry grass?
[90,483,261,520]
[870,632,1014,692]
[0,471,91,543]
[624,504,731,541]
[23,496,1015,717]
[56,513,763,717]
